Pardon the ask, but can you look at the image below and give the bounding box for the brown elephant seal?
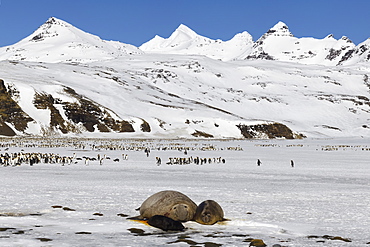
[136,190,197,222]
[194,200,225,225]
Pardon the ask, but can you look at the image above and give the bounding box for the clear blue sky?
[1,0,369,47]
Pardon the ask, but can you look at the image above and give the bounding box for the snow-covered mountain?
[142,21,370,65]
[0,17,369,138]
[0,17,142,63]
[140,24,254,61]
[245,21,358,66]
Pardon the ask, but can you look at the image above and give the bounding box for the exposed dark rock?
[0,119,16,136]
[92,213,104,216]
[31,33,44,42]
[357,44,369,55]
[167,236,199,246]
[321,125,341,131]
[326,48,342,61]
[246,51,274,60]
[0,227,16,232]
[192,130,214,138]
[322,235,352,242]
[75,232,92,235]
[0,79,33,134]
[337,49,355,65]
[62,87,134,133]
[203,242,222,247]
[31,87,135,135]
[62,207,76,211]
[140,119,151,132]
[36,238,53,242]
[308,235,352,242]
[245,238,267,247]
[364,75,370,92]
[127,228,146,236]
[34,92,70,134]
[117,213,129,217]
[237,122,304,139]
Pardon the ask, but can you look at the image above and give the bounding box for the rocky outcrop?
[237,123,305,139]
[33,87,135,134]
[34,92,71,134]
[0,79,33,135]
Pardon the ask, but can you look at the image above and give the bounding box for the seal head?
[194,200,225,225]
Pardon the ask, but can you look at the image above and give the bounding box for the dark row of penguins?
[156,156,226,166]
[0,152,74,167]
[0,150,226,167]
[0,152,130,167]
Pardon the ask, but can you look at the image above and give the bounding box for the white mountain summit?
[0,17,142,63]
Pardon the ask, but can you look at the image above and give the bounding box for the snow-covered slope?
[0,17,369,138]
[1,54,369,138]
[140,24,253,61]
[0,17,142,63]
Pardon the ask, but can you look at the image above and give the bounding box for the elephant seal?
[136,190,197,222]
[194,200,225,225]
[147,215,185,231]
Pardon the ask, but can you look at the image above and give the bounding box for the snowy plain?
[0,137,369,246]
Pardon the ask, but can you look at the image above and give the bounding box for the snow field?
[0,138,369,246]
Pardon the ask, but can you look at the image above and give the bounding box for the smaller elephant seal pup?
[194,200,226,225]
[147,215,185,231]
[136,190,197,222]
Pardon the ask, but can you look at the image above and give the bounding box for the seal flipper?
[127,215,144,220]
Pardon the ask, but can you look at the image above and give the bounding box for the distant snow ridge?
[243,21,359,65]
[141,21,369,65]
[0,17,142,63]
[140,24,254,61]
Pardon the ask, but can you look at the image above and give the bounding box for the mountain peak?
[340,36,353,43]
[172,24,198,39]
[176,24,195,32]
[29,17,73,42]
[266,21,293,37]
[44,17,68,26]
[325,34,335,39]
[0,17,142,63]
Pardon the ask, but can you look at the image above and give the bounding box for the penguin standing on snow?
[257,159,261,166]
